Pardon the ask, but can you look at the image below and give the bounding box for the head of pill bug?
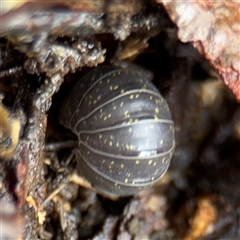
[59,66,175,197]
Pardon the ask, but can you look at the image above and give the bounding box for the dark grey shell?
[60,66,175,197]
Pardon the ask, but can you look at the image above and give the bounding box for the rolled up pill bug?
[60,66,175,197]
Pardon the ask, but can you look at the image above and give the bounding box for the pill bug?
[60,66,175,197]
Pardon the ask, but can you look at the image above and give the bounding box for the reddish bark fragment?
[157,0,240,100]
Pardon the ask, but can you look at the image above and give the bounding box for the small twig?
[44,140,77,151]
[0,66,23,78]
[40,180,68,209]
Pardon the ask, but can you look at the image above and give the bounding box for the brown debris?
[184,197,217,240]
[118,187,170,239]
